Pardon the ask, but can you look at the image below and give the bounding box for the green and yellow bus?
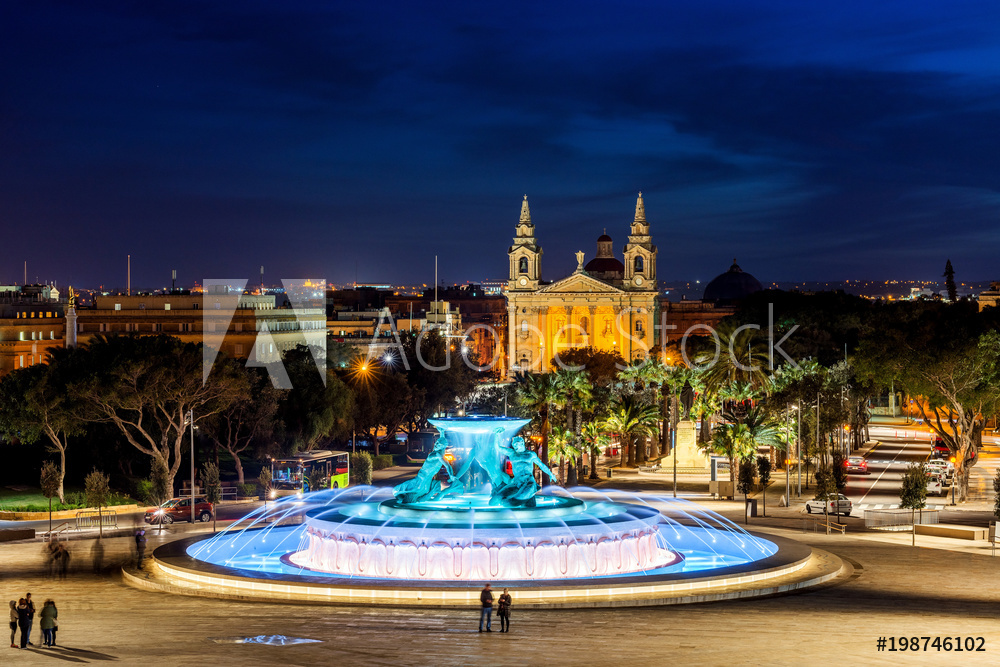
[270,450,350,497]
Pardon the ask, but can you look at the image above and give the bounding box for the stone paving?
[2,476,999,666]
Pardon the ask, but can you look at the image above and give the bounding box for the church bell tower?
[623,192,657,290]
[508,195,543,291]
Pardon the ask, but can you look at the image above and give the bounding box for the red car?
[144,497,214,524]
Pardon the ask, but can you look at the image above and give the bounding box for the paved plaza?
[3,482,999,666]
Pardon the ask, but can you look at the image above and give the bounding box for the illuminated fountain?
[134,417,847,607]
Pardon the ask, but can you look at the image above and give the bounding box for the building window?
[519,257,528,274]
[139,303,146,310]
[521,320,528,333]
[634,256,644,273]
[235,344,244,355]
[114,303,121,311]
[635,320,643,333]
[164,303,171,311]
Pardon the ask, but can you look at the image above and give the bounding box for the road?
[842,424,1000,513]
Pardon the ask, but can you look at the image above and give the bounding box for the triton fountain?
[131,417,848,607]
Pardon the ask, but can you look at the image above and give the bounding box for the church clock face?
[519,277,528,286]
[634,276,644,286]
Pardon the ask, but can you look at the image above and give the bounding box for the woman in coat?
[39,600,57,647]
[15,599,29,649]
[497,588,512,633]
[8,600,16,648]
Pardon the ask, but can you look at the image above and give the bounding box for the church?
[505,193,659,375]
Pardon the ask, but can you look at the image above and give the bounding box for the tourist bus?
[270,450,350,497]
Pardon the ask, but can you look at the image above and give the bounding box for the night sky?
[3,1,1000,289]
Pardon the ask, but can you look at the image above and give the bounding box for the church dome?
[703,260,763,303]
[585,232,624,275]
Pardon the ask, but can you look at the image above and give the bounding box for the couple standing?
[479,584,512,633]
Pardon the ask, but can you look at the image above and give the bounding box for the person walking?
[15,599,29,649]
[478,583,494,633]
[135,529,147,570]
[8,600,16,648]
[497,588,512,633]
[39,600,57,647]
[24,593,35,646]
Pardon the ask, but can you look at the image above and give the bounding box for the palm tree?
[548,426,581,485]
[698,322,771,394]
[517,373,564,465]
[580,420,611,479]
[702,405,784,494]
[555,369,592,482]
[603,395,660,467]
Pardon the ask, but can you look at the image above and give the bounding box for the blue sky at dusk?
[2,1,1000,289]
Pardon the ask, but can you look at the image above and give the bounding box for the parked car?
[931,438,978,465]
[805,493,852,516]
[925,459,955,482]
[925,474,947,497]
[144,497,214,524]
[844,456,868,474]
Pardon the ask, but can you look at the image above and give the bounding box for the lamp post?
[785,404,790,505]
[189,409,195,524]
[796,401,802,497]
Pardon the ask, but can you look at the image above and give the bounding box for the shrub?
[372,454,395,471]
[135,479,155,505]
[238,483,257,498]
[351,452,373,485]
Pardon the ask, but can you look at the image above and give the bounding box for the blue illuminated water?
[187,487,777,582]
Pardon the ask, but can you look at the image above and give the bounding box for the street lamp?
[188,409,195,524]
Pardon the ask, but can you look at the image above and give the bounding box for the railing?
[43,522,73,542]
[864,508,940,531]
[803,517,847,534]
[75,510,119,530]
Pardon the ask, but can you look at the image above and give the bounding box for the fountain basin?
[289,495,678,580]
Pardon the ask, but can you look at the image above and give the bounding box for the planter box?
[0,504,140,521]
[0,529,35,542]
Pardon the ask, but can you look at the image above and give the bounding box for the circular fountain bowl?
[128,488,852,608]
[288,494,678,581]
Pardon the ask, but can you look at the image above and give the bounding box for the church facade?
[505,194,659,375]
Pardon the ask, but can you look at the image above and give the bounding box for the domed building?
[584,232,625,282]
[702,259,763,304]
[505,193,657,374]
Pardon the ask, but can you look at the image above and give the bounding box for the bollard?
[607,467,612,479]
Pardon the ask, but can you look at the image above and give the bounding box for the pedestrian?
[58,544,70,579]
[39,600,57,647]
[478,583,494,633]
[24,593,35,646]
[135,528,147,570]
[15,598,29,649]
[497,587,512,633]
[91,538,105,575]
[8,600,16,648]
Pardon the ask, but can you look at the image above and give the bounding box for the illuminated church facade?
[505,193,659,375]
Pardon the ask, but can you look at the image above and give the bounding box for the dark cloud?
[2,0,1000,287]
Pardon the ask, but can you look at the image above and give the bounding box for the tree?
[40,461,60,535]
[149,456,171,506]
[756,455,772,517]
[71,335,245,496]
[737,457,756,524]
[580,420,611,480]
[554,369,592,477]
[279,346,355,453]
[351,451,373,485]
[258,468,272,507]
[200,364,278,484]
[518,373,564,465]
[401,330,478,426]
[943,259,957,302]
[84,469,110,538]
[831,450,849,492]
[307,466,328,493]
[202,461,222,532]
[856,306,1000,501]
[813,464,839,532]
[0,360,84,503]
[603,395,660,468]
[899,463,928,546]
[993,468,1000,524]
[350,365,414,456]
[548,426,580,485]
